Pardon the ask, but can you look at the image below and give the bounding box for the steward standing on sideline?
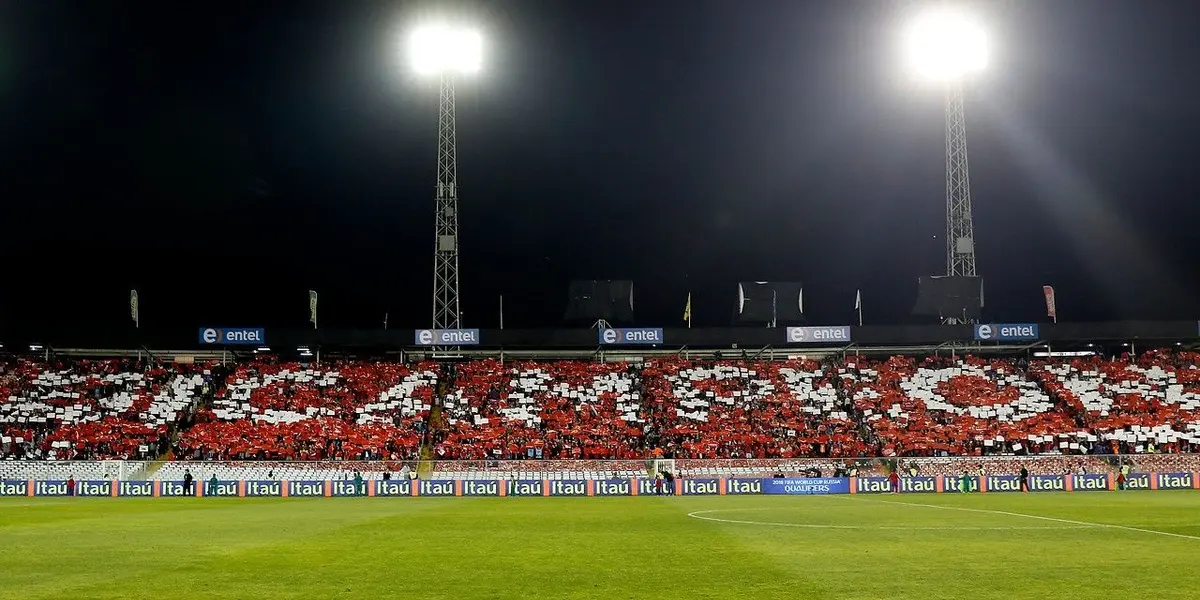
[1019,466,1030,493]
[183,469,195,496]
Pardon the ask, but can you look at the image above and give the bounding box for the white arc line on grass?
[686,509,1099,531]
[842,497,1200,542]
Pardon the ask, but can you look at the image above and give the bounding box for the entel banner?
[598,328,663,345]
[413,329,480,345]
[785,326,852,344]
[198,328,265,345]
[974,323,1039,341]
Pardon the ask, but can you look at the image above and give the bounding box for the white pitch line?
[843,497,1200,542]
[685,508,1098,531]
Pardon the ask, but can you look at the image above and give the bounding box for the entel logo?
[786,326,851,344]
[598,328,663,345]
[202,328,219,343]
[1002,325,1037,337]
[975,323,1039,341]
[416,330,435,345]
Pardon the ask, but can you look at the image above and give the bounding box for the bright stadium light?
[404,20,485,346]
[897,4,992,298]
[901,6,988,82]
[408,24,482,75]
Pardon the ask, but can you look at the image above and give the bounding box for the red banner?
[1043,285,1057,319]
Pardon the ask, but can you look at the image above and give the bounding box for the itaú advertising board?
[5,474,1199,498]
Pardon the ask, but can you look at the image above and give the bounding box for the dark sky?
[2,0,1199,337]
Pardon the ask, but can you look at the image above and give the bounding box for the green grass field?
[3,492,1199,599]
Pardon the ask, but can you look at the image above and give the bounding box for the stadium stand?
[642,358,871,459]
[844,355,1085,457]
[174,360,437,461]
[1,359,210,461]
[5,351,1200,483]
[437,359,645,460]
[1031,349,1200,454]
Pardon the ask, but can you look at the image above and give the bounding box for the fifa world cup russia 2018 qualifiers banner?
[3,474,1199,498]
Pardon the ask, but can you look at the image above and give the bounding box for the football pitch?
[3,492,1199,599]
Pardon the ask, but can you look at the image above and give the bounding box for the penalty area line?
[841,497,1200,542]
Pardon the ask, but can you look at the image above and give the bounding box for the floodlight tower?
[409,24,482,333]
[902,5,988,278]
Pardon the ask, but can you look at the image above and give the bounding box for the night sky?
[2,0,1198,337]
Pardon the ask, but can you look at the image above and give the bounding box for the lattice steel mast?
[945,83,977,277]
[432,72,461,331]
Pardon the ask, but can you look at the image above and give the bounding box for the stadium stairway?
[122,367,225,480]
[417,363,456,478]
[416,403,441,478]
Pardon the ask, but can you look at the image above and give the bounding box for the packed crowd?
[0,358,211,460]
[437,360,645,460]
[174,361,437,460]
[3,350,1199,461]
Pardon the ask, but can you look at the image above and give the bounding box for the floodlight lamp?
[409,25,483,75]
[902,7,988,82]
